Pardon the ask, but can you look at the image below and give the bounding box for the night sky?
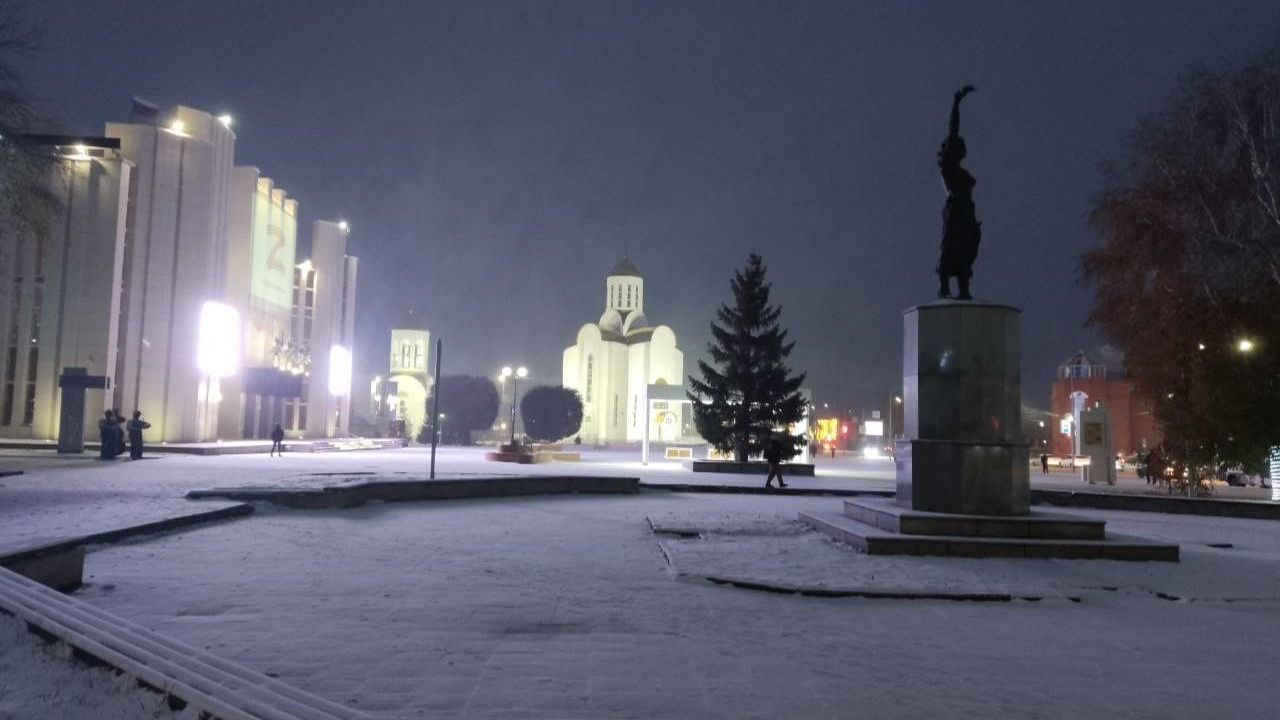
[23,1,1280,409]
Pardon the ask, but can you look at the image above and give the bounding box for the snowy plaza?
[3,447,1279,719]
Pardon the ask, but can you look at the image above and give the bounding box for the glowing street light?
[338,220,350,233]
[500,365,528,445]
[328,345,352,396]
[217,114,233,128]
[197,301,240,378]
[1237,338,1256,353]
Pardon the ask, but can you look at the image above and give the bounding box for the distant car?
[1218,466,1260,487]
[1048,455,1091,468]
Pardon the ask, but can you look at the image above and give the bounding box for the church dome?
[609,257,641,277]
[623,312,651,334]
[395,309,429,331]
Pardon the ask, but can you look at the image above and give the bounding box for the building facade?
[1049,350,1160,458]
[0,137,131,441]
[288,221,358,439]
[562,259,684,444]
[0,99,358,445]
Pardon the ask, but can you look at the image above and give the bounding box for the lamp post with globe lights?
[501,366,528,445]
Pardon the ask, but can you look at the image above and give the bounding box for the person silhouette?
[937,85,982,300]
[127,410,151,459]
[764,440,788,489]
[270,423,285,457]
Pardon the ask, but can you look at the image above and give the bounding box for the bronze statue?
[937,85,981,300]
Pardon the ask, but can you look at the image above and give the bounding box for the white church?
[563,259,684,445]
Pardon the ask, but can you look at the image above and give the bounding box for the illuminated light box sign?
[863,420,884,437]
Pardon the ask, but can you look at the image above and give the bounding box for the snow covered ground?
[0,446,893,555]
[69,492,1280,720]
[0,611,198,720]
[3,443,1267,556]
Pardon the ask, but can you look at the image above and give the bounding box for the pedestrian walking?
[126,411,151,459]
[98,411,118,460]
[270,423,285,457]
[764,440,788,489]
[1040,453,1049,474]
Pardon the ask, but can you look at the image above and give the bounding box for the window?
[29,285,42,344]
[298,379,309,430]
[585,355,594,402]
[3,238,24,425]
[21,346,37,425]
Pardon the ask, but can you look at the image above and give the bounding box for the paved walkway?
[1,446,1273,555]
[75,494,1280,720]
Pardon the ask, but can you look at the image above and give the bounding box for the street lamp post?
[501,366,528,445]
[888,394,902,450]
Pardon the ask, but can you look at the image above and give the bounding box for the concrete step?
[844,497,1106,540]
[799,511,1179,562]
[0,566,373,719]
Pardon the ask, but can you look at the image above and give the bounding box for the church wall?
[602,341,629,442]
[626,343,648,441]
[647,326,682,385]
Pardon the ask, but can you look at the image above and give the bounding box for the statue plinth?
[895,301,1029,516]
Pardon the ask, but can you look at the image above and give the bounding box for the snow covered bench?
[0,565,371,720]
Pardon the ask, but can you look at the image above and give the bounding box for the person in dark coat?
[764,440,788,489]
[112,409,127,456]
[98,411,118,460]
[1040,453,1050,474]
[127,411,151,459]
[270,423,285,457]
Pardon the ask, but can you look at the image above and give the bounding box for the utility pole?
[429,338,443,479]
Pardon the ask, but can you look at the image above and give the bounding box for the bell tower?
[605,257,644,318]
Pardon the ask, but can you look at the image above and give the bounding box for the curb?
[0,504,254,590]
[1032,489,1280,520]
[642,482,893,498]
[187,476,640,509]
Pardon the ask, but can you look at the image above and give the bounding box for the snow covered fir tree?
[688,253,807,462]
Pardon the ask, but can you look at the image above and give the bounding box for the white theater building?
[0,99,356,445]
[562,259,685,445]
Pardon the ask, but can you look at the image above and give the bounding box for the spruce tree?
[688,253,807,462]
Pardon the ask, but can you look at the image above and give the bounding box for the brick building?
[1049,351,1160,458]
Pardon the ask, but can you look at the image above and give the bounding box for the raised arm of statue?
[949,85,976,139]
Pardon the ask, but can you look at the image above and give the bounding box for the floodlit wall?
[0,143,131,442]
[295,220,357,438]
[108,106,236,442]
[219,168,298,438]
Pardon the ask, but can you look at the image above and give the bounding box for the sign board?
[863,420,884,437]
[1060,418,1072,435]
[1083,421,1104,446]
[249,179,297,309]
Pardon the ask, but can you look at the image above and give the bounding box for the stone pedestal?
[896,302,1029,516]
